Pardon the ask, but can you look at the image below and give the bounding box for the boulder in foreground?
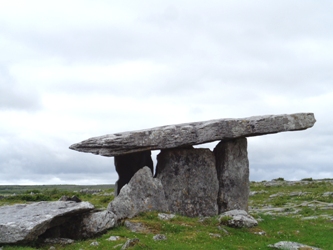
[0,201,94,244]
[108,167,169,219]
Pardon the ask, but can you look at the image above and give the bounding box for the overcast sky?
[1,0,332,185]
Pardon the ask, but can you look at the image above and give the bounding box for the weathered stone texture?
[0,201,94,244]
[155,148,219,217]
[214,138,249,213]
[114,150,153,195]
[268,241,322,250]
[40,210,116,240]
[108,167,169,219]
[79,210,116,238]
[69,113,316,156]
[219,209,258,228]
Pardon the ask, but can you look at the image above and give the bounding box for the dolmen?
[0,113,316,245]
[70,113,316,217]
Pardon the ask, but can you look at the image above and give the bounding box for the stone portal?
[69,113,316,217]
[114,150,153,195]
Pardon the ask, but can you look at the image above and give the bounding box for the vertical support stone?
[213,138,249,213]
[114,150,153,196]
[155,148,219,217]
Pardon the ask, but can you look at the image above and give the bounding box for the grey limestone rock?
[58,195,81,202]
[0,201,94,244]
[79,210,116,238]
[114,150,153,195]
[158,213,176,220]
[209,233,221,238]
[107,236,120,241]
[90,241,99,246]
[219,209,258,228]
[69,113,316,156]
[40,209,116,240]
[108,167,169,219]
[153,234,167,241]
[155,148,219,217]
[268,241,321,249]
[214,138,249,213]
[121,238,140,249]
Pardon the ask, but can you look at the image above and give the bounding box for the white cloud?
[0,0,332,184]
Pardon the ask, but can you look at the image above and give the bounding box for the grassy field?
[1,179,333,249]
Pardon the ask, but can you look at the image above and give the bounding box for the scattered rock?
[80,189,102,194]
[49,246,55,250]
[209,233,221,238]
[219,209,258,228]
[124,221,149,233]
[254,231,266,235]
[301,216,318,220]
[322,192,333,197]
[155,148,218,217]
[217,226,229,234]
[214,138,249,213]
[0,201,94,244]
[90,241,99,246]
[289,192,309,197]
[256,216,264,222]
[153,234,167,241]
[108,167,168,220]
[58,195,81,202]
[158,213,176,220]
[268,241,321,249]
[107,236,120,241]
[44,238,74,245]
[269,192,284,198]
[121,238,140,249]
[249,190,268,196]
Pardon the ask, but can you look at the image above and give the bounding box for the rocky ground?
[249,179,333,221]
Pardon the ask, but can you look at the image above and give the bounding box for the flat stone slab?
[0,201,94,244]
[69,113,315,156]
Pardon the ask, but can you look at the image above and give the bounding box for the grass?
[1,180,333,249]
[0,185,114,208]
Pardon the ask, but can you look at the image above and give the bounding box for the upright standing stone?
[214,138,249,213]
[155,148,219,217]
[114,151,153,195]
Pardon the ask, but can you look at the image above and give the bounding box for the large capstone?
[155,148,219,217]
[214,138,249,213]
[69,113,316,156]
[114,150,153,195]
